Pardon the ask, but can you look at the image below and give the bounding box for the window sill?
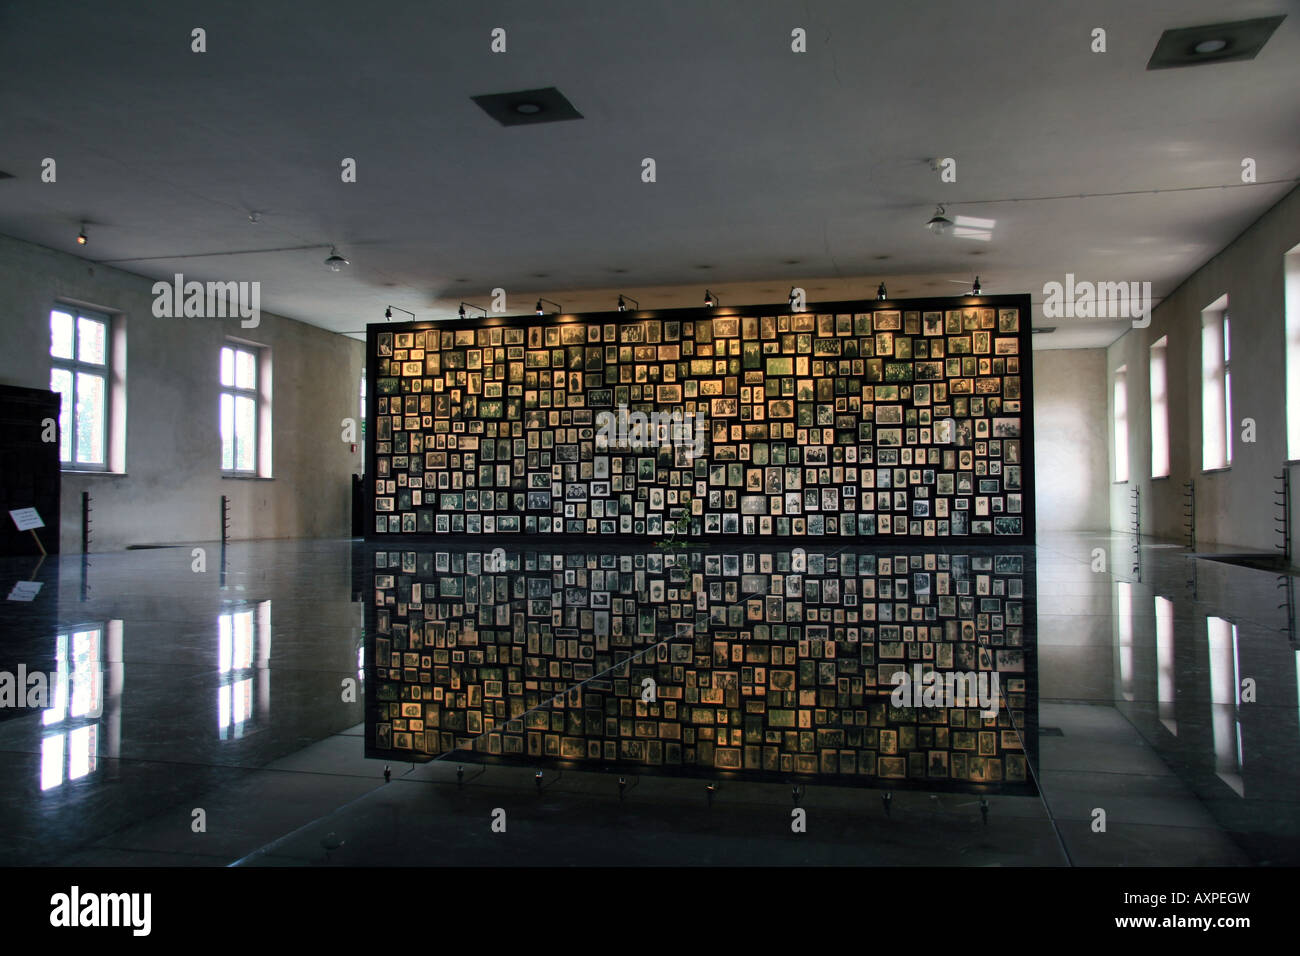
[1201,467,1231,475]
[1113,479,1129,485]
[222,473,274,481]
[62,470,124,477]
[1151,474,1170,481]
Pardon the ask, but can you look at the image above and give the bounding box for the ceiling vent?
[471,87,583,127]
[1146,16,1284,70]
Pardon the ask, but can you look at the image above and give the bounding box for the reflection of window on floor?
[1155,596,1176,735]
[1207,616,1243,796]
[1116,582,1133,701]
[41,625,105,791]
[218,601,271,739]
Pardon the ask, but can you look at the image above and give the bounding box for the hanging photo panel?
[365,294,1035,542]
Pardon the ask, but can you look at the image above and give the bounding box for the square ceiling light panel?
[1146,16,1285,69]
[471,87,584,126]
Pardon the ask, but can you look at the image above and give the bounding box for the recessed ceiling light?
[1147,16,1284,69]
[472,87,583,126]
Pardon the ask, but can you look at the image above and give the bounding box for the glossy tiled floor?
[0,533,1295,866]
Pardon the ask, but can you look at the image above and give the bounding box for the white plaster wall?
[0,232,365,551]
[1107,183,1300,555]
[1032,348,1110,532]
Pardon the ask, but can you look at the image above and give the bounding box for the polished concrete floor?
[0,532,1295,866]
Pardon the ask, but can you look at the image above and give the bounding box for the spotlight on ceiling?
[324,247,349,272]
[617,294,639,313]
[971,276,982,296]
[76,223,88,245]
[877,283,888,301]
[926,205,953,236]
[704,289,718,308]
[536,297,561,315]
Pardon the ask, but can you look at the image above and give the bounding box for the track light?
[76,223,87,245]
[324,246,350,271]
[971,276,981,296]
[617,294,639,313]
[459,301,487,320]
[877,283,888,301]
[926,205,953,236]
[384,305,414,322]
[704,289,718,308]
[535,297,562,315]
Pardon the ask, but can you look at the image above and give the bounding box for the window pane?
[220,347,234,388]
[50,368,73,462]
[235,349,256,390]
[235,396,256,471]
[220,392,235,470]
[77,316,106,365]
[50,311,74,359]
[74,372,105,464]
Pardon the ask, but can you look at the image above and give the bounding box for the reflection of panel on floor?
[364,545,1038,794]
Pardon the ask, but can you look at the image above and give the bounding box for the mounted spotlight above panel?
[471,87,584,127]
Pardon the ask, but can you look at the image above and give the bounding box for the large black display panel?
[365,294,1035,542]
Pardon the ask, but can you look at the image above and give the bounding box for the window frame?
[1113,364,1129,483]
[49,306,111,472]
[220,343,261,475]
[1149,336,1170,478]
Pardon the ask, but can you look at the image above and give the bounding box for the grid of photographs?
[366,296,1033,541]
[366,545,1037,794]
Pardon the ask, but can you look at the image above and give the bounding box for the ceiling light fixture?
[1146,16,1283,69]
[877,283,888,301]
[76,223,88,245]
[324,247,350,272]
[617,294,639,313]
[536,297,562,315]
[926,205,953,236]
[384,305,414,322]
[459,302,487,320]
[704,289,718,308]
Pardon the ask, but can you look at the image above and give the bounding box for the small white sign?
[7,581,42,602]
[9,508,44,532]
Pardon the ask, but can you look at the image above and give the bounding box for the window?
[1113,365,1129,482]
[1201,296,1231,470]
[1286,243,1300,460]
[49,307,110,469]
[220,344,260,473]
[1150,337,1169,478]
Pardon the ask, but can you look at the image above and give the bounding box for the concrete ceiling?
[0,0,1296,350]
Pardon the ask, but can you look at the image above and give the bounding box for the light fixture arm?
[458,301,488,319]
[385,305,415,322]
[536,297,562,314]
